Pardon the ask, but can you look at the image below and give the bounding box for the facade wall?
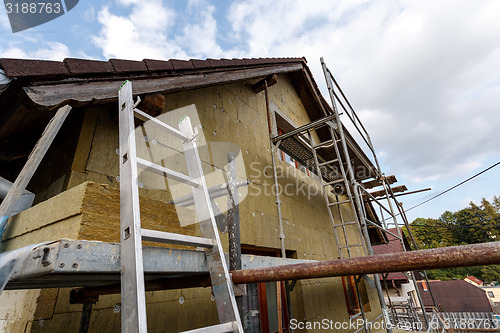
[0,75,382,331]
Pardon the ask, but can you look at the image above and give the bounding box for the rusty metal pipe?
[231,242,500,284]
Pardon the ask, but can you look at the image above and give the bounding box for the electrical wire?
[404,161,500,213]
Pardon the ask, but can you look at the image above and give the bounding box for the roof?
[0,57,304,78]
[417,280,493,312]
[372,228,408,281]
[465,275,484,285]
[0,56,378,176]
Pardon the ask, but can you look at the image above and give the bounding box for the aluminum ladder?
[118,80,243,333]
[306,122,367,260]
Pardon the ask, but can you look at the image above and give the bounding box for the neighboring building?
[482,286,500,314]
[465,275,484,287]
[0,57,391,332]
[417,280,493,312]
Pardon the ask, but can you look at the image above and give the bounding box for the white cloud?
[0,41,70,60]
[175,4,222,58]
[227,0,500,185]
[92,0,224,60]
[92,1,185,60]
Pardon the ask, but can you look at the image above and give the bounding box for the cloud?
[227,0,500,185]
[175,4,222,58]
[92,1,185,60]
[92,0,224,60]
[0,40,70,60]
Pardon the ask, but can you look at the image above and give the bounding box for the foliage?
[406,196,500,283]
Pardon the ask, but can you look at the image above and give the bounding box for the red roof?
[372,228,409,282]
[372,228,404,255]
[465,275,484,285]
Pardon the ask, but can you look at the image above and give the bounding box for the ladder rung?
[141,229,214,248]
[334,221,357,227]
[181,322,236,333]
[328,199,350,206]
[314,139,341,149]
[323,179,344,186]
[340,243,364,249]
[136,157,199,187]
[134,108,188,141]
[318,159,339,167]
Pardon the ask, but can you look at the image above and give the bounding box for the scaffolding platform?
[4,239,310,291]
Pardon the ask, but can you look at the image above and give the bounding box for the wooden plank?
[361,175,398,189]
[24,63,304,107]
[367,185,407,198]
[0,105,71,218]
[71,108,99,173]
[251,74,278,93]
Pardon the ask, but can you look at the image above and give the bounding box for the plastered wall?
[1,74,382,332]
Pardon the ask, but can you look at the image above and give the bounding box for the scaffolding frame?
[261,58,438,332]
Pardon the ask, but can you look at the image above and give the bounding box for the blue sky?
[1,0,499,224]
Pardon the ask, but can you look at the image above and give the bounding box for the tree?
[409,196,500,282]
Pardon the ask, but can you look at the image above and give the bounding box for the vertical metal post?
[227,152,250,330]
[118,81,148,333]
[227,152,241,271]
[264,80,294,331]
[264,81,287,259]
[78,302,93,333]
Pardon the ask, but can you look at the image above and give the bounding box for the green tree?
[409,196,500,282]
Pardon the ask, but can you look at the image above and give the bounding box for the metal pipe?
[231,241,500,284]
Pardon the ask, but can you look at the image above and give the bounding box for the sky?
[1,0,499,224]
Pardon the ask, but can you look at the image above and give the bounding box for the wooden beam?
[251,74,278,93]
[362,175,398,189]
[0,105,71,218]
[367,185,407,198]
[23,63,304,107]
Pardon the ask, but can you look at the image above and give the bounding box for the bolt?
[76,244,82,249]
[63,243,69,248]
[59,263,65,268]
[72,263,78,268]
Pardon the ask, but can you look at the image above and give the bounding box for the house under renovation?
[0,56,497,333]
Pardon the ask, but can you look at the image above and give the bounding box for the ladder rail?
[118,81,148,333]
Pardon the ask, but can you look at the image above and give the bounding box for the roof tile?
[0,58,68,77]
[190,59,210,69]
[109,59,148,73]
[232,58,246,66]
[143,59,174,71]
[207,58,224,67]
[64,58,114,74]
[170,59,194,70]
[221,59,236,67]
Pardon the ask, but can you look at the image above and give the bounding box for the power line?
[404,161,500,213]
[407,223,499,229]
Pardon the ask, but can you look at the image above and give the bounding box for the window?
[488,291,495,298]
[342,276,371,315]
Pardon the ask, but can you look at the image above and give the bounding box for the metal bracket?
[232,283,247,297]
